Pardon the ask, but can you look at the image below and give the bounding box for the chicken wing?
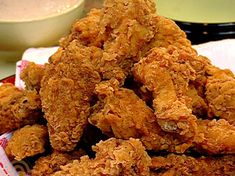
[40,42,101,152]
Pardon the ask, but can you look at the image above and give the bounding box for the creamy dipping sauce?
[0,0,80,21]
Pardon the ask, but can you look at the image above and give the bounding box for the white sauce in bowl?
[0,0,80,21]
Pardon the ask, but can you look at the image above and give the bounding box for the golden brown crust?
[20,62,45,91]
[31,150,85,176]
[0,83,42,134]
[5,124,48,161]
[40,42,101,152]
[52,138,151,176]
[151,154,235,176]
[206,69,235,125]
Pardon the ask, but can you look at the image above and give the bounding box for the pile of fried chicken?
[0,0,235,175]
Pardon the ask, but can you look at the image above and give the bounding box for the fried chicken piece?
[60,9,107,48]
[189,55,212,97]
[206,69,235,125]
[143,15,197,56]
[100,0,156,31]
[195,119,235,154]
[186,83,208,117]
[133,47,198,142]
[40,42,101,152]
[31,150,85,176]
[151,154,235,176]
[20,62,45,91]
[63,0,157,85]
[53,138,151,176]
[92,0,157,84]
[0,83,42,134]
[5,124,48,161]
[90,79,193,153]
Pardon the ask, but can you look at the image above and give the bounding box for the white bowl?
[0,0,85,61]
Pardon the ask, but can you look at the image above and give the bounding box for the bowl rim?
[0,0,84,24]
[174,20,235,26]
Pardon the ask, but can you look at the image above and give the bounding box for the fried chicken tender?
[143,15,197,56]
[31,150,85,176]
[195,119,235,154]
[0,83,42,134]
[90,79,192,153]
[5,124,48,161]
[40,42,101,152]
[53,138,151,176]
[151,154,235,176]
[133,47,198,142]
[20,62,45,91]
[206,69,235,125]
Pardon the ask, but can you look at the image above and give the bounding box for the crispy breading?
[143,15,197,56]
[60,9,107,48]
[151,154,235,176]
[186,83,208,117]
[52,138,151,176]
[0,83,42,134]
[40,42,101,152]
[5,124,48,161]
[20,62,45,91]
[31,150,85,176]
[133,47,198,142]
[206,69,235,125]
[90,79,192,153]
[195,119,235,154]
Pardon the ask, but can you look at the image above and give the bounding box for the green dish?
[157,0,235,24]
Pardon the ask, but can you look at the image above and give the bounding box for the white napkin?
[193,39,235,74]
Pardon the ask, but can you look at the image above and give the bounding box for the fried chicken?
[95,0,157,83]
[133,47,198,142]
[90,79,193,153]
[5,124,48,161]
[206,69,235,125]
[151,154,235,176]
[195,119,235,154]
[60,9,107,48]
[0,83,42,134]
[144,15,197,56]
[31,150,85,176]
[52,138,151,176]
[62,0,158,84]
[40,42,101,152]
[186,83,208,117]
[20,62,45,91]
